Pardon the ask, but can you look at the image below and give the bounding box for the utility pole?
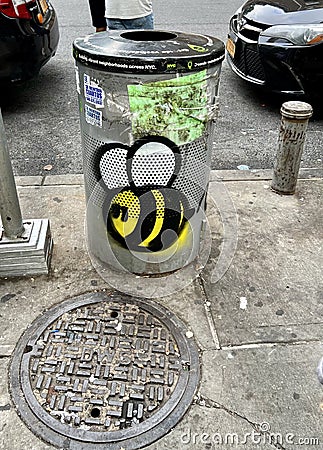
[0,109,53,277]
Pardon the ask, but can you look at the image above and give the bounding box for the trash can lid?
[73,30,225,74]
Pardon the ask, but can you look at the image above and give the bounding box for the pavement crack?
[193,392,257,426]
[193,393,286,450]
[222,339,321,350]
[198,277,221,350]
[259,321,323,328]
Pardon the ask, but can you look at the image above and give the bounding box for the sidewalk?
[0,169,322,450]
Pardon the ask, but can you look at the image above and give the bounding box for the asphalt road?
[1,0,322,176]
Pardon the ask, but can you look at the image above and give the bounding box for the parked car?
[0,0,59,84]
[227,0,323,97]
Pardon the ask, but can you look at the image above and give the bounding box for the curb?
[15,168,323,187]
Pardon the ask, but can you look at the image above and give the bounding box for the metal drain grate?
[9,292,200,449]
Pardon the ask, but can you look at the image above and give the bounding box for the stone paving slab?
[203,179,323,347]
[200,343,323,449]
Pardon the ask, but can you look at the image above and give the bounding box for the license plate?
[38,0,49,14]
[226,38,236,58]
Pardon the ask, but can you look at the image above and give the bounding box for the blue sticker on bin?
[85,104,102,127]
[84,74,104,107]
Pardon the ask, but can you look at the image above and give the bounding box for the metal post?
[271,101,313,195]
[0,108,53,277]
[0,109,25,238]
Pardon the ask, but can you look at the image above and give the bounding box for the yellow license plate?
[39,0,49,14]
[226,38,236,58]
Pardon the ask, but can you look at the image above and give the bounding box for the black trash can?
[73,30,225,274]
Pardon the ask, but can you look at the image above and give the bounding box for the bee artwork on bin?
[95,136,196,254]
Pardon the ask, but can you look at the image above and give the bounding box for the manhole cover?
[9,292,200,449]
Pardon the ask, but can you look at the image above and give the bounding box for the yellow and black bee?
[98,136,194,253]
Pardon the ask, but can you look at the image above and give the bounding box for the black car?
[227,0,323,97]
[0,0,59,84]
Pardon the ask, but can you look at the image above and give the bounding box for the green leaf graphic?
[128,70,208,146]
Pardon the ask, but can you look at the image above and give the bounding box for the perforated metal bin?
[73,30,225,274]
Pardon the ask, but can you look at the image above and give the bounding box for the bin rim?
[73,29,225,75]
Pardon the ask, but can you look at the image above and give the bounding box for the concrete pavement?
[0,168,322,449]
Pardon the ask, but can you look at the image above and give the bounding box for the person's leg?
[107,18,127,30]
[107,14,154,30]
[126,13,154,29]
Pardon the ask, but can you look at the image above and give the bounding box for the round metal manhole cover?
[9,292,200,449]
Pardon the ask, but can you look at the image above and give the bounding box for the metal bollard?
[0,108,53,277]
[0,109,25,238]
[271,101,313,194]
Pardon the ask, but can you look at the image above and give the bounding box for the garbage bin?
[73,30,225,274]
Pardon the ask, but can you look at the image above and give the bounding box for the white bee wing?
[99,147,129,189]
[131,142,176,187]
